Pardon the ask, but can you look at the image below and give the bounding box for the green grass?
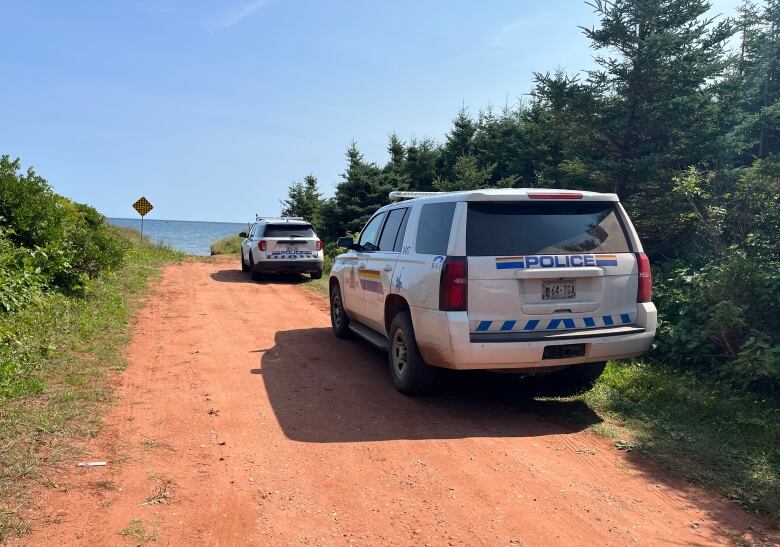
[209,234,243,255]
[0,230,182,541]
[300,274,329,297]
[580,361,780,520]
[119,517,159,545]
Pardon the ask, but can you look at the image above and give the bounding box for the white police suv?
[328,189,656,395]
[240,217,324,280]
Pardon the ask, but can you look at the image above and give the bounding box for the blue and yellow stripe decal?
[496,256,526,269]
[471,313,634,333]
[595,254,618,266]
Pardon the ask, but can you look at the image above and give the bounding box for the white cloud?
[210,0,272,30]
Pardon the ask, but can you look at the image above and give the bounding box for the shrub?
[0,156,64,250]
[652,242,780,392]
[0,156,127,296]
[209,234,243,255]
[0,228,45,313]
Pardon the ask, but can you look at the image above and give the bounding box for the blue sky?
[1,0,740,222]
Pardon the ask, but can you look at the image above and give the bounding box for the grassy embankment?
[578,361,779,521]
[209,234,242,255]
[0,228,182,540]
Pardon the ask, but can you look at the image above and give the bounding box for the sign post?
[132,196,154,237]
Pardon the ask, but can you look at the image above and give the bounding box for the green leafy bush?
[0,228,45,314]
[653,246,780,387]
[0,156,127,296]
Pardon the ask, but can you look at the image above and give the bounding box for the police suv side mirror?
[337,236,355,249]
[239,232,248,238]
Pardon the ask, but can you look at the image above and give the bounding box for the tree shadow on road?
[256,327,601,443]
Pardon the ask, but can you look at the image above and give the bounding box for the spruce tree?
[280,174,325,230]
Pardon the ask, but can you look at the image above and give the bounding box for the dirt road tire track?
[14,258,776,546]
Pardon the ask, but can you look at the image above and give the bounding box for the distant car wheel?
[523,361,607,397]
[241,252,249,272]
[249,254,263,281]
[388,311,439,395]
[310,270,323,280]
[329,283,351,339]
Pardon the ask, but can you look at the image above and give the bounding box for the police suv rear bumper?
[411,303,657,371]
[253,260,323,273]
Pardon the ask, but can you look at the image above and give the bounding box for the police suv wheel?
[241,252,250,272]
[388,311,438,395]
[329,284,351,338]
[311,269,323,280]
[249,254,262,281]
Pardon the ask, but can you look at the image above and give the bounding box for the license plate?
[542,279,576,300]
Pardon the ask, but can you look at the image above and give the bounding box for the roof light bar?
[255,215,305,221]
[527,193,583,200]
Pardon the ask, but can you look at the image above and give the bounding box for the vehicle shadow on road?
[210,269,308,285]
[257,328,778,539]
[257,327,601,443]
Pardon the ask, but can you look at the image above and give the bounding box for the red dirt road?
[16,258,775,546]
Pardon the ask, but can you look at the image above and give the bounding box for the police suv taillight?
[258,240,267,251]
[440,257,468,311]
[636,252,652,303]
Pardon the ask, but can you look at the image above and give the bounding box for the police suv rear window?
[466,201,631,256]
[263,224,315,238]
[416,202,456,255]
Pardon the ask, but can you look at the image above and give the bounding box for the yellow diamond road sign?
[132,196,153,216]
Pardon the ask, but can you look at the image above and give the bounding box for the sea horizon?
[109,217,248,256]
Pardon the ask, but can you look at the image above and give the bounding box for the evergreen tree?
[280,174,325,230]
[433,155,496,191]
[320,141,394,239]
[404,138,440,191]
[532,0,734,251]
[437,107,477,181]
[725,1,780,161]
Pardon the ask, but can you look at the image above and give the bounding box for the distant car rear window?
[466,201,631,256]
[263,224,315,238]
[416,202,456,255]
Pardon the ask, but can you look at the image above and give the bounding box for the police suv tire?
[329,284,351,339]
[311,269,323,280]
[249,254,263,281]
[525,361,607,397]
[241,253,250,272]
[388,311,439,395]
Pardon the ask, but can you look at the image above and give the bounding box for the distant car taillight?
[439,257,468,311]
[637,252,652,303]
[258,240,267,251]
[316,239,323,251]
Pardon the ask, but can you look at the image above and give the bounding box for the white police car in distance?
[328,189,656,395]
[240,217,324,280]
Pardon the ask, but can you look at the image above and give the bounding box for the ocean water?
[109,218,248,256]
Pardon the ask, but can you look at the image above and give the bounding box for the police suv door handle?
[382,265,393,272]
[358,263,367,271]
